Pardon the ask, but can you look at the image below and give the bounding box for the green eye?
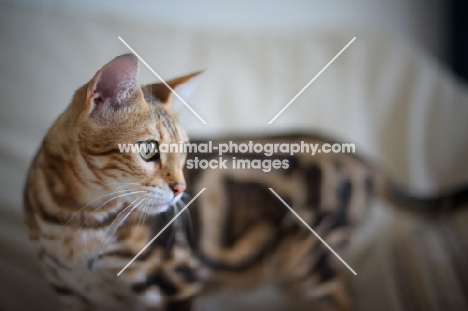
[139,140,159,161]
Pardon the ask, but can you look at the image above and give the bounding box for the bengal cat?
[24,54,468,311]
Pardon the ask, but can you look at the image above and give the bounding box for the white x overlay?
[268,37,356,124]
[269,188,357,275]
[117,188,206,276]
[118,36,207,124]
[116,36,358,277]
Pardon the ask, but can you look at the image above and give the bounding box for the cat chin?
[144,204,171,215]
[141,193,183,215]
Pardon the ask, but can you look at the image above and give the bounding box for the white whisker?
[137,199,151,228]
[91,196,148,270]
[62,188,143,229]
[111,183,141,193]
[142,203,150,227]
[80,191,147,228]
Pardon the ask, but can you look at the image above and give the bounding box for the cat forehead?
[139,103,181,141]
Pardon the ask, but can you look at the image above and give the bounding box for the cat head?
[69,54,201,214]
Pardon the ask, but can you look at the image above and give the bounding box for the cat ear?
[86,54,141,117]
[143,71,203,113]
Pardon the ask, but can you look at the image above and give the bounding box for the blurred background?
[0,0,467,310]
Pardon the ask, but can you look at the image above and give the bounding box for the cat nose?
[170,183,186,196]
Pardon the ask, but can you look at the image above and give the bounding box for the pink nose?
[170,183,186,196]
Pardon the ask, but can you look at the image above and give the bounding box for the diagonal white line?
[118,36,207,125]
[268,188,357,276]
[268,37,356,124]
[117,188,206,276]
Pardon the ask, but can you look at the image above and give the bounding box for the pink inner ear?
[92,54,139,105]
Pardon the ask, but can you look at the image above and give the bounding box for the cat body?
[24,54,468,311]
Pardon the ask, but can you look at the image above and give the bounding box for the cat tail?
[379,179,468,214]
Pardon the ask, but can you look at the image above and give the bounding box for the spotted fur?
[24,54,468,311]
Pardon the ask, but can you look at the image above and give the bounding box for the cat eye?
[138,140,159,161]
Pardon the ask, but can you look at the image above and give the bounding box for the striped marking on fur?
[117,188,206,276]
[268,188,357,275]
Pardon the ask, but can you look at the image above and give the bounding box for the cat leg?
[143,297,195,311]
[56,294,90,311]
[304,278,353,311]
[271,222,354,311]
[164,297,195,311]
[131,265,203,311]
[139,294,198,311]
[275,258,353,311]
[277,269,353,311]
